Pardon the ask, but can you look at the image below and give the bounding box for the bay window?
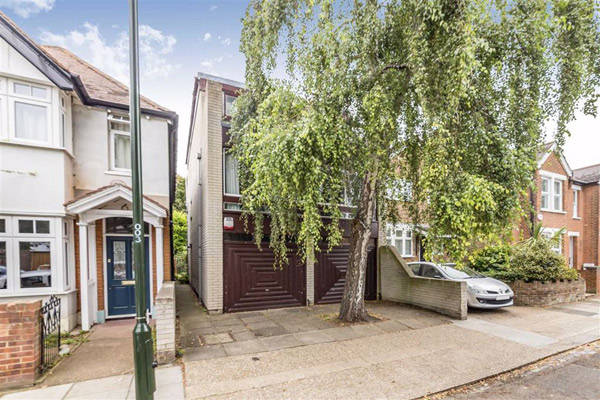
[19,241,52,288]
[386,223,413,257]
[8,80,51,144]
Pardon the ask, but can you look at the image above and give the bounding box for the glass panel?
[541,194,548,209]
[31,86,47,99]
[19,241,52,288]
[113,133,131,169]
[35,220,50,234]
[394,240,403,254]
[225,94,236,116]
[112,241,127,280]
[0,242,6,290]
[224,152,240,195]
[404,239,412,256]
[0,219,5,233]
[105,217,149,234]
[15,102,47,141]
[18,219,34,234]
[14,83,30,95]
[554,194,561,211]
[541,178,548,193]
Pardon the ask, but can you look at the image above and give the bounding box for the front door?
[569,236,574,268]
[106,236,150,316]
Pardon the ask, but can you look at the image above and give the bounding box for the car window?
[421,264,441,278]
[409,264,421,275]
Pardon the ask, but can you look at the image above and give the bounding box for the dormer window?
[224,94,236,117]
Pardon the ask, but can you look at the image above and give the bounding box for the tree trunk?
[338,169,377,322]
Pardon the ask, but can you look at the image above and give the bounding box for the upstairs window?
[540,173,564,212]
[14,102,48,142]
[224,94,236,117]
[223,149,240,196]
[13,82,48,100]
[108,115,131,171]
[573,189,580,218]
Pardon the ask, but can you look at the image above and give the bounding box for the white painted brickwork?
[155,282,176,363]
[379,246,467,319]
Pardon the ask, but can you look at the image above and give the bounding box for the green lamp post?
[128,0,156,398]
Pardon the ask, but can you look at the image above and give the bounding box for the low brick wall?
[509,279,586,306]
[379,246,467,320]
[0,300,42,390]
[580,267,599,294]
[155,282,176,364]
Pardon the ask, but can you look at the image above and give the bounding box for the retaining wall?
[379,246,467,320]
[509,279,586,306]
[155,282,176,364]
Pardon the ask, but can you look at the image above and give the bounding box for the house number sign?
[134,223,143,243]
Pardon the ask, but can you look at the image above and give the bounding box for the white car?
[407,262,514,309]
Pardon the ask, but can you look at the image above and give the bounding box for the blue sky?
[1,0,598,174]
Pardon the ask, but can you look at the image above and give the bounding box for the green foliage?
[172,210,187,274]
[469,241,579,282]
[174,175,186,213]
[231,0,600,268]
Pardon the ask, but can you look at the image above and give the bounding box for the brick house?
[0,13,178,331]
[185,73,377,313]
[572,164,600,267]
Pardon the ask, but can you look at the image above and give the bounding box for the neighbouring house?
[185,73,377,313]
[572,164,600,268]
[0,12,178,331]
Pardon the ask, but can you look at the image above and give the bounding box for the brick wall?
[509,279,585,306]
[582,185,599,266]
[379,246,467,319]
[155,282,176,364]
[0,300,41,390]
[580,267,599,294]
[163,224,172,281]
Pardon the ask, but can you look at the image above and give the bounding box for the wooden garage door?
[314,244,377,304]
[223,241,306,312]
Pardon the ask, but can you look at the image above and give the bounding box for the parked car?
[407,262,514,309]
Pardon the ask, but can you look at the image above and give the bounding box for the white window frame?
[10,80,51,102]
[108,115,132,172]
[13,218,53,237]
[8,97,52,145]
[224,94,236,117]
[14,239,55,292]
[572,186,580,219]
[0,238,12,292]
[386,223,413,257]
[223,148,241,196]
[540,171,566,213]
[541,227,562,254]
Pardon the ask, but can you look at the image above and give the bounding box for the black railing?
[40,295,61,372]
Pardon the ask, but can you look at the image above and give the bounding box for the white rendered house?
[0,12,178,331]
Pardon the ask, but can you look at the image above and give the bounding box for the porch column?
[77,222,91,331]
[156,225,164,293]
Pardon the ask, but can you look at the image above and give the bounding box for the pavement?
[443,341,600,399]
[0,366,184,400]
[180,286,600,399]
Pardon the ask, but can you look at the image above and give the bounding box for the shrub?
[469,241,579,282]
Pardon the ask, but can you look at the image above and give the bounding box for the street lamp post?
[128,0,156,399]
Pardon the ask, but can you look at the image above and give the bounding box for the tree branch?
[382,63,409,72]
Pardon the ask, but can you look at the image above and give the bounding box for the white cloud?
[0,0,54,18]
[40,23,177,83]
[199,56,224,75]
[221,37,231,46]
[209,5,218,11]
[203,32,212,42]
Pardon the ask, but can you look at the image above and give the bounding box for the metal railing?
[40,295,61,372]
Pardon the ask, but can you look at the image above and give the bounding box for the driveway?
[179,286,600,399]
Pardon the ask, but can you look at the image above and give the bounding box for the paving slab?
[223,339,267,356]
[376,319,412,333]
[349,323,385,337]
[260,334,303,351]
[183,345,226,361]
[252,326,287,337]
[322,326,364,341]
[0,383,73,399]
[202,332,233,345]
[293,330,335,345]
[231,331,256,342]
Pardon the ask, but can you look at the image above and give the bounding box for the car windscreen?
[438,265,482,279]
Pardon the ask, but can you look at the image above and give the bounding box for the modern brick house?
[0,13,178,331]
[186,73,377,313]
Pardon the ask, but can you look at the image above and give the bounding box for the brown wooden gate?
[223,241,306,312]
[314,244,377,304]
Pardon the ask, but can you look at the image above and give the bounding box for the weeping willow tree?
[230,0,599,322]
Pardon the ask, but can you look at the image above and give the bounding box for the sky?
[1,0,598,175]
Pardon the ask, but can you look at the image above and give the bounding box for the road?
[436,341,600,400]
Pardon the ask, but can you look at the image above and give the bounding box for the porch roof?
[64,184,167,218]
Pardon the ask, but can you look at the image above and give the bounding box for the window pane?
[36,220,50,234]
[19,242,52,288]
[15,102,47,141]
[394,240,403,254]
[541,194,548,209]
[113,241,127,280]
[114,134,131,169]
[404,239,412,256]
[14,83,30,95]
[0,219,5,233]
[225,95,236,116]
[31,86,47,99]
[554,194,561,211]
[224,152,240,195]
[18,219,34,234]
[0,242,6,290]
[554,180,561,194]
[541,178,549,193]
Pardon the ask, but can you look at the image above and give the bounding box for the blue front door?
[106,236,150,316]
